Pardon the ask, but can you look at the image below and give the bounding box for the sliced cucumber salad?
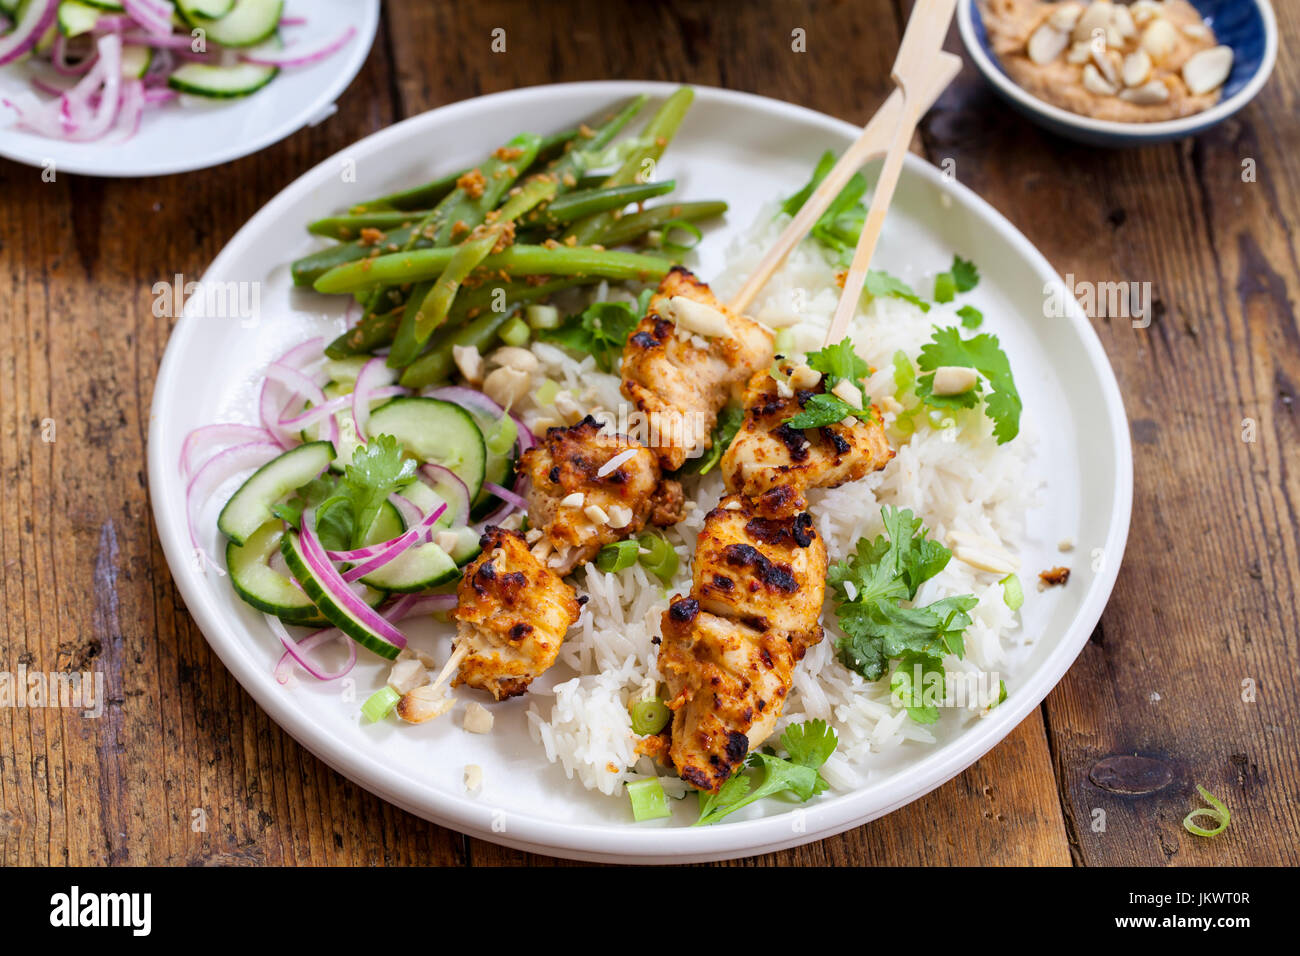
[205,339,527,665]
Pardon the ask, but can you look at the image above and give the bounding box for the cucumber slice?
[399,479,453,533]
[227,519,385,626]
[80,1,125,10]
[58,1,102,38]
[366,397,487,504]
[444,525,483,565]
[184,0,281,47]
[168,59,278,98]
[120,44,152,79]
[465,408,518,520]
[323,356,369,384]
[227,520,321,622]
[360,542,458,593]
[280,530,402,660]
[175,0,232,19]
[217,441,334,546]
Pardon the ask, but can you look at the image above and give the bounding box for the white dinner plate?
[0,0,379,177]
[147,81,1132,863]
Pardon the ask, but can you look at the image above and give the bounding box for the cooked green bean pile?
[289,87,727,388]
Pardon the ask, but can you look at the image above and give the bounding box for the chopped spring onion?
[637,531,678,584]
[773,328,795,355]
[1183,785,1230,838]
[892,349,915,395]
[652,218,704,256]
[500,315,531,347]
[630,698,671,735]
[626,777,671,822]
[485,413,518,456]
[1000,573,1024,611]
[892,411,915,436]
[596,539,640,573]
[362,686,401,722]
[526,303,560,330]
[535,379,560,405]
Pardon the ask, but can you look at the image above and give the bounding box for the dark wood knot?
[1089,754,1174,795]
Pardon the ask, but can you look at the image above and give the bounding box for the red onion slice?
[483,480,528,512]
[351,356,398,443]
[122,0,174,37]
[184,441,281,548]
[180,422,273,479]
[268,616,356,684]
[382,593,458,622]
[331,503,448,579]
[419,463,471,527]
[0,0,57,67]
[298,513,407,651]
[241,25,357,68]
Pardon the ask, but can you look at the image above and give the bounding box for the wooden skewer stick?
[824,1,961,347]
[727,51,961,319]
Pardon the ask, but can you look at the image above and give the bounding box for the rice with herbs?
[509,206,1038,800]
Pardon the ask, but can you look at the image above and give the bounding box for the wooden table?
[2,0,1296,867]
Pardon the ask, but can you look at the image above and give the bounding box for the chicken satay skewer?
[824,8,961,346]
[727,51,962,317]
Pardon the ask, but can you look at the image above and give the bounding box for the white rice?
[506,205,1040,800]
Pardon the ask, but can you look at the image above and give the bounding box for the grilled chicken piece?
[621,267,773,471]
[517,416,685,575]
[450,527,582,700]
[721,365,894,500]
[646,493,827,793]
[691,493,827,646]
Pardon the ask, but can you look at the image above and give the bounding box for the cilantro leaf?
[915,326,1021,444]
[540,291,649,373]
[781,151,835,217]
[805,338,869,395]
[950,255,980,292]
[956,304,983,329]
[829,507,979,721]
[683,404,743,475]
[865,270,930,312]
[891,653,945,723]
[782,718,838,769]
[693,720,837,825]
[783,392,875,430]
[340,434,418,544]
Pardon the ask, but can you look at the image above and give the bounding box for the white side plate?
[0,0,379,177]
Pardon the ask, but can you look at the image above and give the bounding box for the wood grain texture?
[0,0,1293,866]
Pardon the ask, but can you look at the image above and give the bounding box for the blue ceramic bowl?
[958,0,1278,146]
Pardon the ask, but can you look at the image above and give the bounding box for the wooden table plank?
[922,1,1300,865]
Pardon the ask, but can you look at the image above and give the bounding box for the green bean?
[308,210,433,240]
[543,95,647,189]
[356,132,545,347]
[389,178,559,367]
[397,276,603,387]
[339,130,574,216]
[347,169,465,215]
[316,244,673,294]
[397,310,512,389]
[521,180,675,229]
[291,222,430,287]
[564,87,694,245]
[593,200,728,247]
[324,305,405,359]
